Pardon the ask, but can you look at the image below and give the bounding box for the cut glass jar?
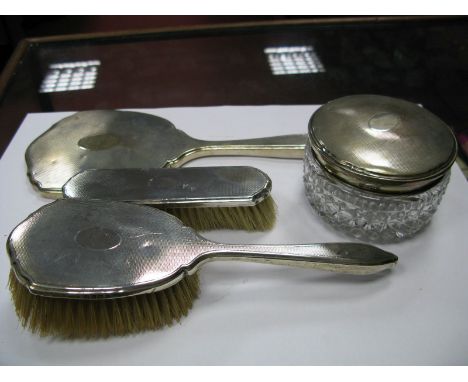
[304,95,457,243]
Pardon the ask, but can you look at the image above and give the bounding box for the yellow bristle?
[8,270,200,339]
[162,195,277,231]
[7,196,276,338]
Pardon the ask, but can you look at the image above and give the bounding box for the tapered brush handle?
[168,134,307,166]
[201,242,397,275]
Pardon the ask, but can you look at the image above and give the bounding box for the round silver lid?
[308,95,458,193]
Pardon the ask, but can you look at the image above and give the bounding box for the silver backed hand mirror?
[26,110,306,196]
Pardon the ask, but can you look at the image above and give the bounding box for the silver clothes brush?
[26,110,307,196]
[8,199,397,338]
[64,166,271,208]
[62,166,277,231]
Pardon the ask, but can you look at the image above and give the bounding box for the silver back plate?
[26,110,198,195]
[8,200,208,298]
[63,166,271,207]
[8,201,398,299]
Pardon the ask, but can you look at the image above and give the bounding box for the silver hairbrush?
[62,166,277,231]
[8,199,397,300]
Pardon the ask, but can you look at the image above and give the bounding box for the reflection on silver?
[8,200,397,299]
[264,46,325,75]
[39,60,101,93]
[353,149,392,170]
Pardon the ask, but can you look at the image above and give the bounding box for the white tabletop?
[1,106,467,365]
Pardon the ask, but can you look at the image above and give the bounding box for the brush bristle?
[162,195,277,231]
[8,270,200,339]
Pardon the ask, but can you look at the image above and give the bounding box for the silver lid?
[308,95,458,193]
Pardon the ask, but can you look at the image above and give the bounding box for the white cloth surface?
[0,106,467,365]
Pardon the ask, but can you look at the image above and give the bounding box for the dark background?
[0,16,301,70]
[1,15,467,172]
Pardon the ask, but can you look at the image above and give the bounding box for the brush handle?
[201,242,397,275]
[168,134,307,166]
